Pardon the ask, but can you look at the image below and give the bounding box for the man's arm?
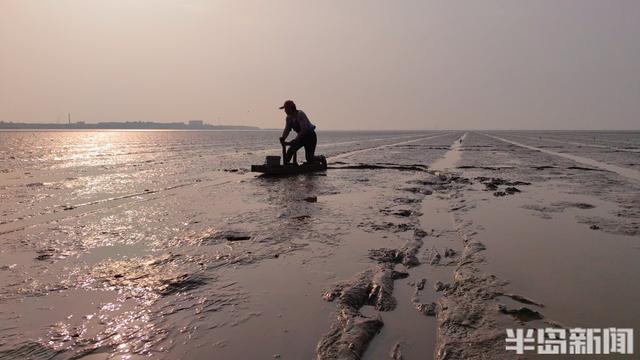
[280,118,291,144]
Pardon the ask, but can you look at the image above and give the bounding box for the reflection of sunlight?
[57,132,168,169]
[56,132,118,163]
[47,291,157,357]
[73,173,135,197]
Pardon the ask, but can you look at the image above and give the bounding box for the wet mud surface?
[1,130,639,359]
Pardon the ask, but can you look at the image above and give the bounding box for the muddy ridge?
[317,265,408,359]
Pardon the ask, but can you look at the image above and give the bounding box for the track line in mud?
[505,133,640,153]
[182,133,443,162]
[328,132,455,160]
[429,133,467,171]
[316,136,467,360]
[371,144,468,359]
[483,133,640,183]
[317,133,439,150]
[208,133,439,159]
[0,174,240,235]
[429,137,521,359]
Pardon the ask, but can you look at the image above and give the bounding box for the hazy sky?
[1,1,638,130]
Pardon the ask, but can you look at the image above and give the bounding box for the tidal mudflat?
[1,130,638,359]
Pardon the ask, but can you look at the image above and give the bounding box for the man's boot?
[318,155,327,167]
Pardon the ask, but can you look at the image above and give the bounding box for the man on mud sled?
[279,100,327,167]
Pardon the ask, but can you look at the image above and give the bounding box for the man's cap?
[279,100,295,109]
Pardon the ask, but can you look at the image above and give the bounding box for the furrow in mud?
[315,136,474,359]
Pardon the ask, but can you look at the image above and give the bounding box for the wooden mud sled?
[251,143,327,176]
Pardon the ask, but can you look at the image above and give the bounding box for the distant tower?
[68,113,71,125]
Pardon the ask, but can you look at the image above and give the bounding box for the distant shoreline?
[0,121,260,131]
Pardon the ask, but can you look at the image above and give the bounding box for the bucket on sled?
[265,156,281,166]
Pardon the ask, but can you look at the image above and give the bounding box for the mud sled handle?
[279,139,297,165]
[281,140,286,166]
